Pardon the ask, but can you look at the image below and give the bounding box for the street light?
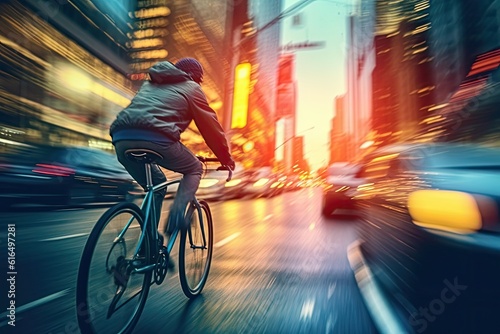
[274,126,315,173]
[274,126,315,151]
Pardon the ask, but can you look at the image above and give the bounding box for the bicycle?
[75,148,232,334]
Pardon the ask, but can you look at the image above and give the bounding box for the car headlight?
[225,179,242,188]
[270,181,280,189]
[253,178,270,187]
[199,179,219,188]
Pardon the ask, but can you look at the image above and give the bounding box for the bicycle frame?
[115,155,229,275]
[124,173,203,275]
[76,154,226,334]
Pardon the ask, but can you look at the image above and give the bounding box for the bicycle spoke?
[77,202,151,334]
[179,200,213,298]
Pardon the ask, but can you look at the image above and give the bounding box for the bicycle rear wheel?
[76,202,152,334]
[179,200,213,298]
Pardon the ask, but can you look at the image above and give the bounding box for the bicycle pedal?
[132,257,147,267]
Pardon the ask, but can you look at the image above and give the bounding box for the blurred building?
[0,0,234,155]
[0,0,136,151]
[345,0,376,161]
[364,0,500,149]
[227,0,283,168]
[291,135,308,172]
[427,0,500,125]
[428,0,468,103]
[370,0,435,147]
[329,94,349,163]
[275,53,297,173]
[158,0,235,153]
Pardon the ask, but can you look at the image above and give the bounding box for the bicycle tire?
[178,200,214,298]
[76,202,152,334]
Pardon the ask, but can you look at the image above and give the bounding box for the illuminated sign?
[231,63,252,129]
[127,28,169,39]
[128,73,149,81]
[126,38,164,49]
[279,41,325,52]
[130,6,170,20]
[135,17,169,29]
[130,61,158,72]
[130,49,169,59]
[128,2,170,80]
[138,0,168,7]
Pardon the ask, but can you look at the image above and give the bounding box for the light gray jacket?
[110,61,232,165]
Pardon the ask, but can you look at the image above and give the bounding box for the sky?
[280,0,352,171]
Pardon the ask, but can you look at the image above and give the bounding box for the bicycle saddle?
[125,149,163,164]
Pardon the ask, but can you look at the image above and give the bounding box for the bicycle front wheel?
[76,202,152,334]
[179,200,213,298]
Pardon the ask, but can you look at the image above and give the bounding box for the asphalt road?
[0,188,378,334]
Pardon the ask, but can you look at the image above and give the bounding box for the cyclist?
[110,58,235,246]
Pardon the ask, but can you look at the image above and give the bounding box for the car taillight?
[33,164,75,177]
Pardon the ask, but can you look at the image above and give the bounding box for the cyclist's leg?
[114,140,167,228]
[155,141,203,233]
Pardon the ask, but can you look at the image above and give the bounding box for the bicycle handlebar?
[196,156,233,182]
[196,156,218,163]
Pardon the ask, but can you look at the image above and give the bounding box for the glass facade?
[0,1,135,152]
[0,0,233,156]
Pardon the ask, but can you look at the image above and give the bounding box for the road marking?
[214,232,241,248]
[327,282,337,299]
[299,298,315,320]
[0,289,70,325]
[325,313,338,333]
[41,233,88,241]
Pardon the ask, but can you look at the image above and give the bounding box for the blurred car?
[241,167,284,199]
[321,162,364,216]
[284,174,302,192]
[0,144,140,207]
[195,164,252,201]
[349,71,500,333]
[351,142,500,333]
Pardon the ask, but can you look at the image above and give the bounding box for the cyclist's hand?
[225,159,235,171]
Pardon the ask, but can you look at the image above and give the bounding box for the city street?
[0,188,378,334]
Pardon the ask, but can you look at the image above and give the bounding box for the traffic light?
[231,62,251,129]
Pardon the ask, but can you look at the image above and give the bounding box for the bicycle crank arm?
[133,264,156,274]
[107,285,126,319]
